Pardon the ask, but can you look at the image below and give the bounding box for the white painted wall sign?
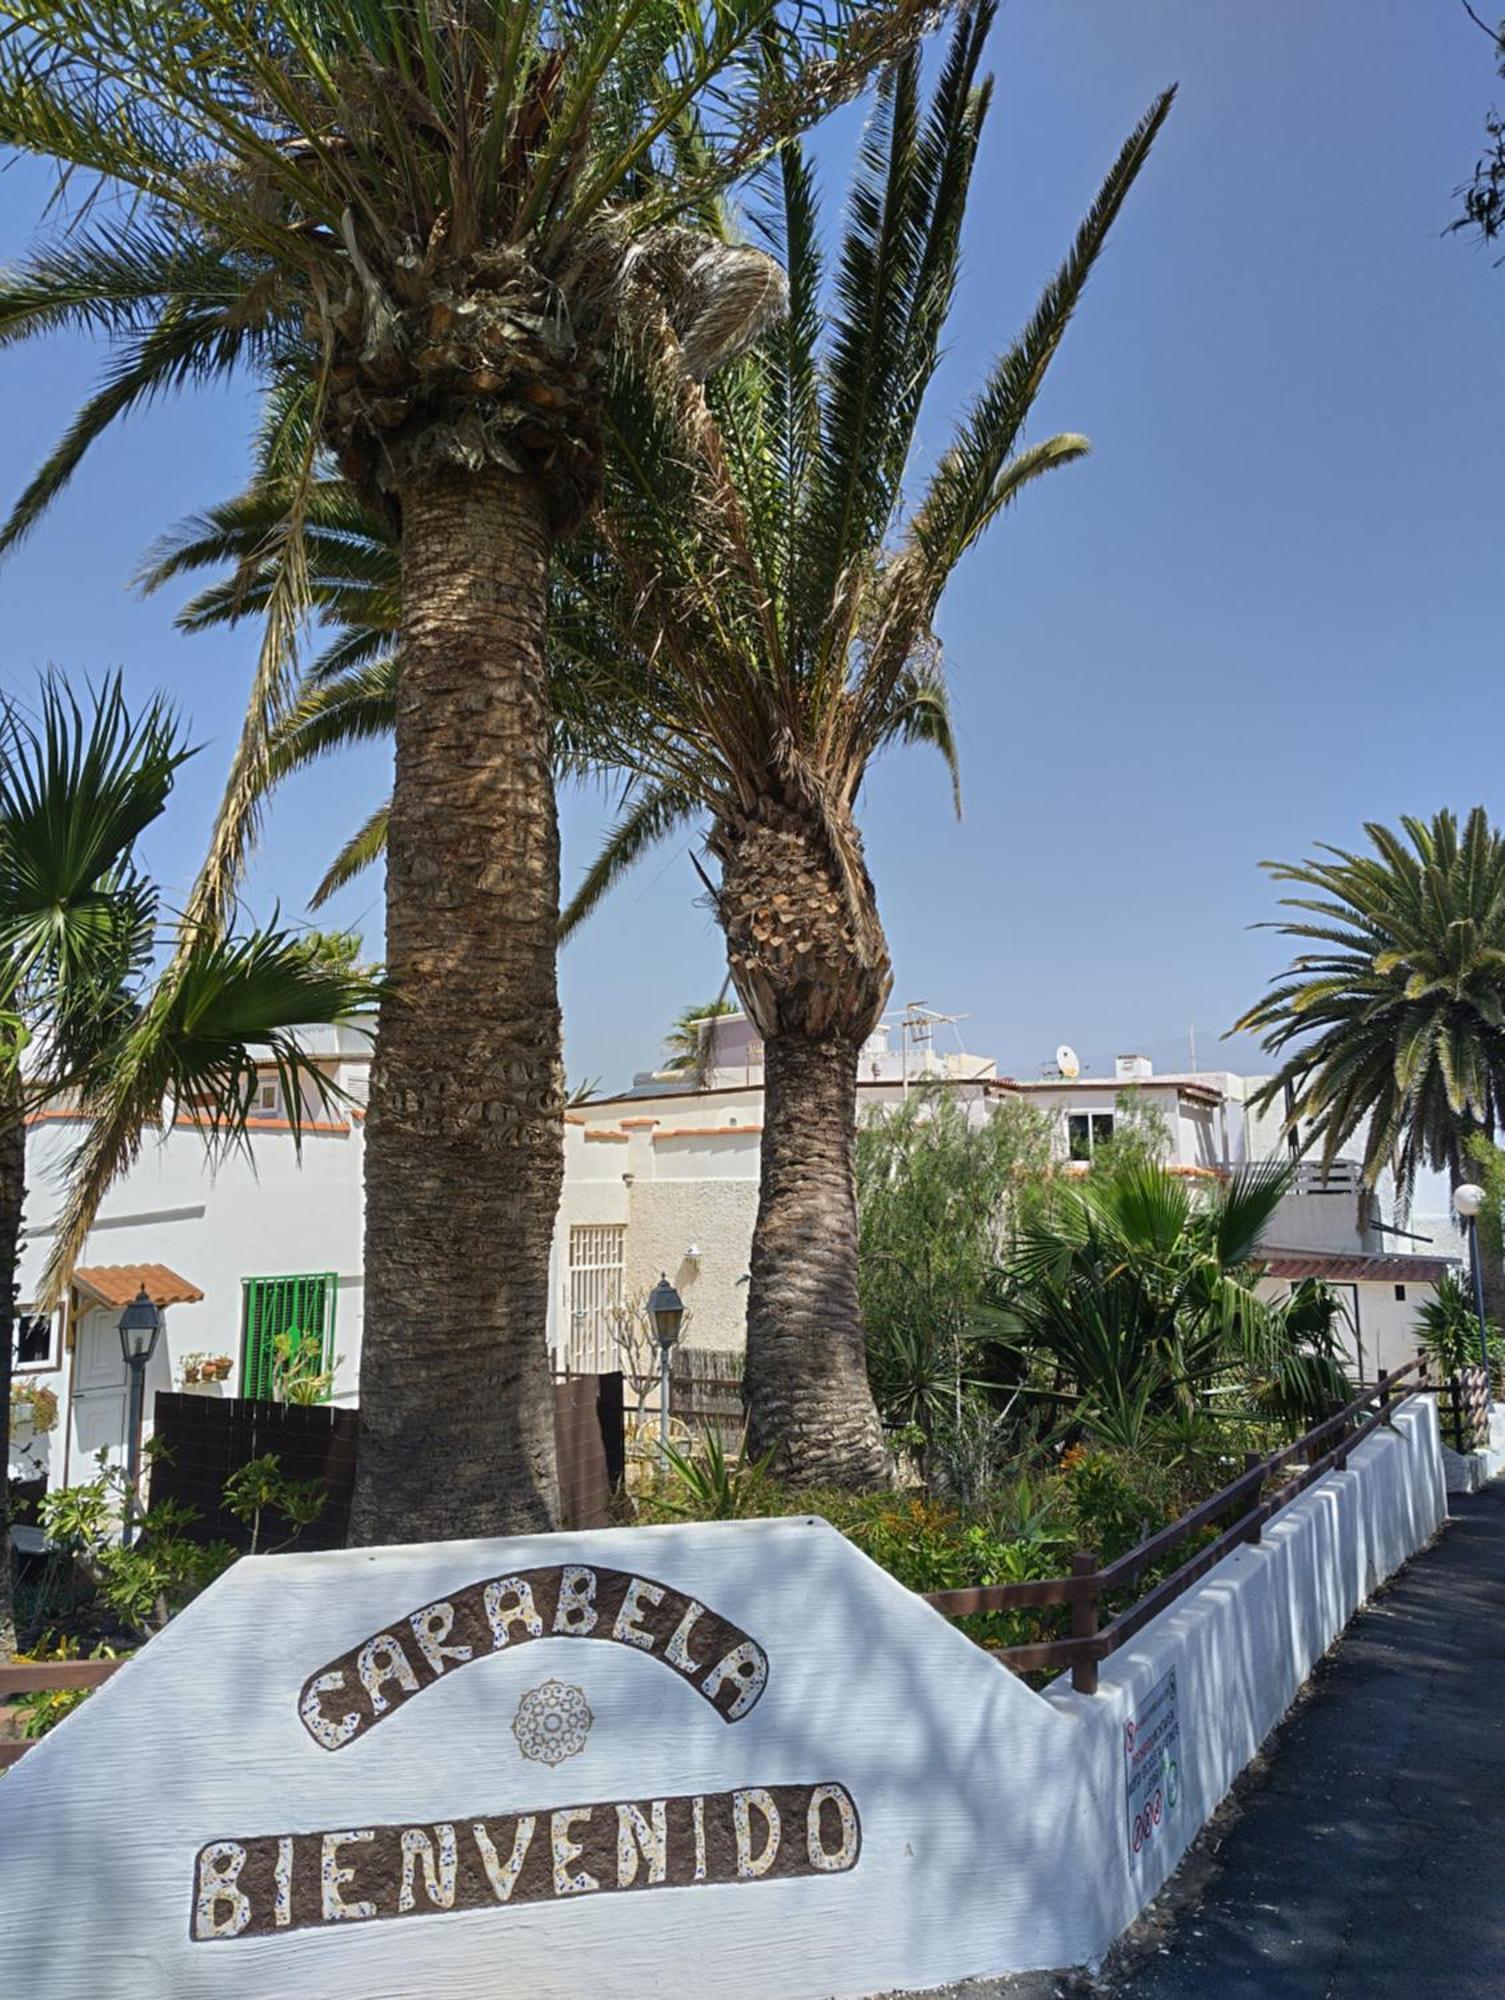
[0,1406,1450,1998]
[1123,1666,1181,1861]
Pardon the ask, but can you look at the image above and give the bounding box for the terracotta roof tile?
[1259,1248,1454,1285]
[72,1263,205,1309]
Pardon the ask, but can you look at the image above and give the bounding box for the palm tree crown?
[661,997,737,1076]
[0,0,936,914]
[1234,806,1505,1199]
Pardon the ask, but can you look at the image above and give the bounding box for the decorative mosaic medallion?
[511,1679,594,1766]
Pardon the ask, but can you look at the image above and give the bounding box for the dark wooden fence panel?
[148,1374,625,1546]
[554,1372,624,1529]
[147,1393,356,1551]
[670,1347,744,1441]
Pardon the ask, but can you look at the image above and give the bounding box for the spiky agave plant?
[0,0,945,1540]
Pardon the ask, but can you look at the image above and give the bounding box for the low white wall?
[0,1402,1446,1998]
[1041,1394,1446,1965]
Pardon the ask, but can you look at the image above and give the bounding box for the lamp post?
[1451,1183,1493,1384]
[117,1284,162,1546]
[646,1272,684,1462]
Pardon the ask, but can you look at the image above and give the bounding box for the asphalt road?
[888,1481,1505,2000]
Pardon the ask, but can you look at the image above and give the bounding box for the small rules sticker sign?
[1123,1668,1181,1860]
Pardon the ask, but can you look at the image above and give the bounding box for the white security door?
[566,1225,625,1374]
[69,1307,128,1475]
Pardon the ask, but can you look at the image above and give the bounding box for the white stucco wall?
[624,1179,760,1353]
[1050,1394,1445,1964]
[12,1110,367,1492]
[1257,1276,1440,1380]
[0,1399,1444,1996]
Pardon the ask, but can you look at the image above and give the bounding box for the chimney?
[1115,1053,1153,1081]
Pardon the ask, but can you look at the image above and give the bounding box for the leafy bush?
[11,1635,122,1741]
[856,1087,1054,1477]
[222,1453,328,1551]
[633,1434,1242,1661]
[37,1469,237,1637]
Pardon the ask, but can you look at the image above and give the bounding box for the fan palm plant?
[137,4,1173,1484]
[0,0,945,1540]
[981,1161,1350,1443]
[0,677,377,1653]
[1234,808,1505,1314]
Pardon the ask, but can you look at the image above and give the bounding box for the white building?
[10,1023,370,1496]
[553,1034,1456,1385]
[8,1014,1456,1499]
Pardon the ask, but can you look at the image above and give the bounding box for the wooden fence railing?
[924,1361,1427,1695]
[1425,1363,1490,1455]
[0,1657,123,1770]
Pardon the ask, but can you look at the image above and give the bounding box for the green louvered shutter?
[240,1273,337,1400]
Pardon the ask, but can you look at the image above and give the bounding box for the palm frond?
[39,927,381,1306]
[310,801,391,908]
[560,783,701,940]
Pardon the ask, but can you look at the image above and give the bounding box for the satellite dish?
[1056,1044,1081,1080]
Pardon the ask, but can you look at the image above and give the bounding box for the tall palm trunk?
[350,466,563,1545]
[0,1078,24,1655]
[716,801,891,1489]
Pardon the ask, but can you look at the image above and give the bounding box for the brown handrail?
[0,1656,124,1770]
[923,1360,1426,1694]
[0,1659,123,1697]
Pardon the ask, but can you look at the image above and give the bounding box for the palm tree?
[1234,807,1505,1200]
[661,997,737,1081]
[137,5,1173,1485]
[553,21,1172,1484]
[0,677,377,1654]
[0,0,939,1541]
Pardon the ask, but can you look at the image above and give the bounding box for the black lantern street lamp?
[117,1284,162,1546]
[646,1272,684,1460]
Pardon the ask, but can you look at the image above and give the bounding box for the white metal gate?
[565,1224,625,1373]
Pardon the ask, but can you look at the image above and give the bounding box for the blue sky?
[0,0,1499,1094]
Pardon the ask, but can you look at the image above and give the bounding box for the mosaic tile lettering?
[191,1783,861,1940]
[299,1565,768,1749]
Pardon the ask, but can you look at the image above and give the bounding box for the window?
[241,1273,337,1400]
[1394,1284,1407,1303]
[1066,1111,1115,1162]
[254,1079,280,1115]
[13,1309,57,1371]
[566,1225,625,1374]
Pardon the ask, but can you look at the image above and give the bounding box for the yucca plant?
[0,677,377,1653]
[0,0,946,1541]
[142,4,1173,1486]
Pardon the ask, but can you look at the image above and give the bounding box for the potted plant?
[203,1355,234,1382]
[9,1381,59,1434]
